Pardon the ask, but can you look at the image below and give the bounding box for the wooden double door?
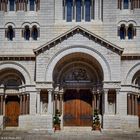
[64,89,92,126]
[5,96,20,127]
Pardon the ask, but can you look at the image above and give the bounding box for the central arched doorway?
[53,52,103,127]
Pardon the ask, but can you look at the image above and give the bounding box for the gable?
[34,26,124,55]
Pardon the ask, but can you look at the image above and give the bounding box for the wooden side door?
[5,96,20,127]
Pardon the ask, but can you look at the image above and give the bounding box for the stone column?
[104,89,109,114]
[29,91,37,115]
[92,91,95,113]
[48,89,53,114]
[26,94,29,114]
[37,90,41,114]
[59,89,64,115]
[0,95,3,115]
[128,94,131,115]
[134,95,138,116]
[95,0,99,20]
[116,89,120,114]
[94,94,97,109]
[131,94,135,115]
[54,94,58,113]
[23,95,26,115]
[20,95,23,115]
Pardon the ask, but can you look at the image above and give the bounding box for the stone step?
[63,127,92,132]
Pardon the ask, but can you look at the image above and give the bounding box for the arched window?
[30,0,35,11]
[127,24,136,39]
[6,26,15,41]
[24,26,30,40]
[128,24,133,39]
[123,0,129,9]
[0,0,7,11]
[119,24,126,39]
[64,0,93,22]
[76,0,82,22]
[66,0,73,22]
[9,0,15,11]
[31,26,39,40]
[85,0,91,21]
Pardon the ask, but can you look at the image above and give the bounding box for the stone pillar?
[48,89,53,114]
[26,94,29,114]
[132,94,135,115]
[116,89,120,114]
[59,93,63,115]
[20,95,23,115]
[128,94,131,115]
[1,95,3,115]
[54,94,58,113]
[104,89,109,114]
[29,91,37,115]
[23,95,26,115]
[134,95,138,116]
[94,94,97,109]
[92,91,95,112]
[95,0,99,20]
[37,90,41,114]
[59,89,64,115]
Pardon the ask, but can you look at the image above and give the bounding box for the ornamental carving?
[64,68,90,81]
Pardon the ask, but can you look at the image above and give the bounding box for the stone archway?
[0,68,29,127]
[53,52,104,127]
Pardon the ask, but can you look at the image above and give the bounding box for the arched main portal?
[53,52,104,126]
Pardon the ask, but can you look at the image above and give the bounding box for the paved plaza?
[0,129,140,140]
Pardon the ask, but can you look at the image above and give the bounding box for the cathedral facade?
[0,0,140,132]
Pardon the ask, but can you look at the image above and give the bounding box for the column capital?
[36,89,41,93]
[116,89,120,94]
[103,89,109,93]
[59,89,64,95]
[47,88,53,93]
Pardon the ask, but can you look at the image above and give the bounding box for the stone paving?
[0,129,140,140]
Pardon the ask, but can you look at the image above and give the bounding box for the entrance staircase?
[55,127,102,136]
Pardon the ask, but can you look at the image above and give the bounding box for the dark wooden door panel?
[64,89,92,126]
[5,96,20,127]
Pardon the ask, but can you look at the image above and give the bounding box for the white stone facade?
[0,0,140,131]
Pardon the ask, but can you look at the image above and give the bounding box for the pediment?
[34,25,123,55]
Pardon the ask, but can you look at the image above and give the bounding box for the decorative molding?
[103,82,121,89]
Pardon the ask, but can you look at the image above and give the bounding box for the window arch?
[23,26,30,40]
[0,0,7,11]
[85,0,91,21]
[127,24,136,40]
[30,0,35,11]
[76,0,82,22]
[9,0,15,11]
[31,25,39,40]
[6,26,15,41]
[64,0,94,22]
[128,24,133,39]
[119,24,126,40]
[123,0,129,9]
[66,0,73,22]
